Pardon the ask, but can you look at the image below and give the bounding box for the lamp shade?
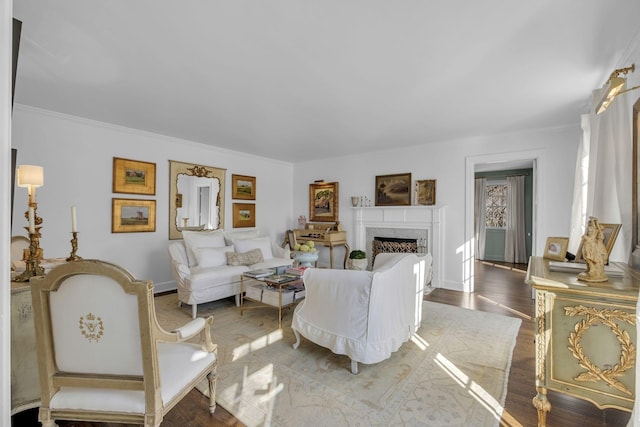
[17,165,44,187]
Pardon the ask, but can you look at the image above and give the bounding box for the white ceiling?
[12,1,640,162]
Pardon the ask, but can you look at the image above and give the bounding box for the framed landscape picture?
[309,181,339,222]
[112,198,156,233]
[416,179,436,205]
[232,174,256,200]
[233,203,256,228]
[375,173,412,206]
[112,157,156,195]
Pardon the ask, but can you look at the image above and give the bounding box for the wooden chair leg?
[207,369,218,413]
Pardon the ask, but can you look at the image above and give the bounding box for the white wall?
[2,0,13,423]
[11,106,294,291]
[11,105,581,293]
[293,125,580,291]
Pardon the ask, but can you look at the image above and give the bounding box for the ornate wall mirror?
[169,160,226,240]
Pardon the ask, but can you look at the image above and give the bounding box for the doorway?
[464,150,541,292]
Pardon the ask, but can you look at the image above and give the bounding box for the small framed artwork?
[233,203,256,228]
[112,198,156,233]
[232,174,256,200]
[375,173,412,206]
[309,181,339,222]
[576,223,621,263]
[543,237,569,261]
[112,157,156,195]
[416,179,437,205]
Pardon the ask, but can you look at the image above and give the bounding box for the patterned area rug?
[154,294,521,427]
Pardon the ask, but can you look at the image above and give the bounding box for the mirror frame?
[169,160,226,240]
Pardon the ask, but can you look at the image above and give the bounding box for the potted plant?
[348,250,368,270]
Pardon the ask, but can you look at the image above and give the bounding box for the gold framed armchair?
[30,259,217,427]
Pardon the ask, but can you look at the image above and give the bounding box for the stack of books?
[243,268,276,279]
[264,273,300,284]
[285,266,310,276]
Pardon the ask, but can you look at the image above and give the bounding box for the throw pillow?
[183,229,226,267]
[233,237,274,259]
[226,248,264,266]
[224,229,260,246]
[193,245,234,268]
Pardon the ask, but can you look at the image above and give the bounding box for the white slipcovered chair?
[292,252,431,374]
[30,259,218,427]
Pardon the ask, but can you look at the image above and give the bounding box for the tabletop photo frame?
[543,236,569,261]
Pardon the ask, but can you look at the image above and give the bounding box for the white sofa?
[168,229,292,318]
[292,252,432,374]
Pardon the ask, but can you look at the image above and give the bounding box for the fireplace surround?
[353,206,444,287]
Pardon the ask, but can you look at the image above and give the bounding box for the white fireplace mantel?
[352,205,445,288]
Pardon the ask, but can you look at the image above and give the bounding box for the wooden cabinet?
[10,281,40,415]
[526,256,640,426]
[282,223,350,269]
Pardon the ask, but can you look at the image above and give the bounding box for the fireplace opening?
[372,236,427,266]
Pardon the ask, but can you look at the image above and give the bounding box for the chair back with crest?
[30,259,218,427]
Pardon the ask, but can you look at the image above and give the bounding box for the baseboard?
[153,280,176,294]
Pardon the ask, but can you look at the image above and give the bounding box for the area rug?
[154,294,521,427]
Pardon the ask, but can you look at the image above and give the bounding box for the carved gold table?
[526,256,639,427]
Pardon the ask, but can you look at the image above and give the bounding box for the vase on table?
[295,251,318,267]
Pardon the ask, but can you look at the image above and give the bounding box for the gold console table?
[526,256,639,426]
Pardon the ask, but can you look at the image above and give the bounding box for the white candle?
[71,205,77,232]
[28,207,35,234]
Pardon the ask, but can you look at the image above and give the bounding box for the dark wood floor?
[12,261,632,426]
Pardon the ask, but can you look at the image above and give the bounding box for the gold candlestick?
[66,231,83,261]
[14,227,45,282]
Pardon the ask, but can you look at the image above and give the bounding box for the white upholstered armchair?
[30,260,218,427]
[292,252,431,374]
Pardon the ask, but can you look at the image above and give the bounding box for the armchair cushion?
[183,229,226,266]
[194,245,234,268]
[233,236,274,259]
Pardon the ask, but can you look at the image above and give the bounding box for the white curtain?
[568,115,591,254]
[504,175,527,263]
[474,178,487,260]
[586,88,633,263]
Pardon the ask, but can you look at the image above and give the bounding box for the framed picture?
[309,181,339,222]
[416,179,437,205]
[543,237,569,261]
[375,173,412,206]
[233,203,256,228]
[232,174,256,200]
[113,157,156,195]
[576,223,621,263]
[112,198,156,233]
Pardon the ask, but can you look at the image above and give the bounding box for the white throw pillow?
[194,245,234,268]
[233,237,274,260]
[224,229,260,246]
[182,230,226,266]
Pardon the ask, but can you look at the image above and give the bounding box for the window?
[486,183,507,228]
